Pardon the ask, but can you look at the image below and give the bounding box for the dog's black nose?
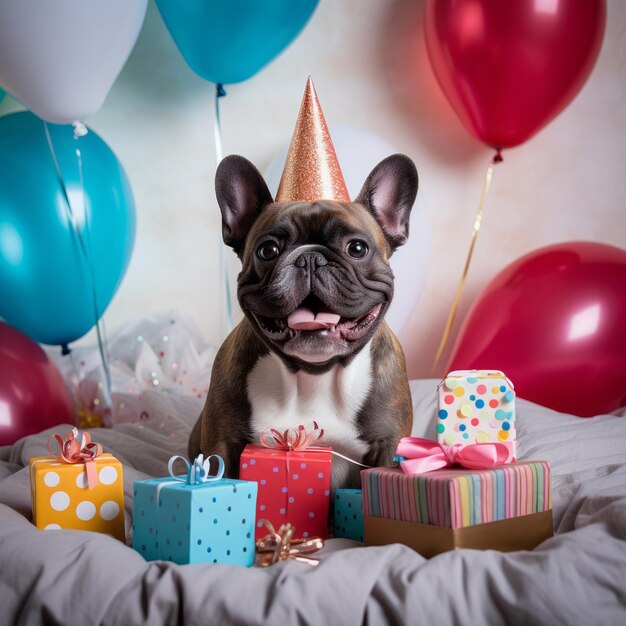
[295,251,328,269]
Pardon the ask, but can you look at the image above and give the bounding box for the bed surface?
[1,313,625,625]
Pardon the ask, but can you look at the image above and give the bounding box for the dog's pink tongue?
[287,308,341,331]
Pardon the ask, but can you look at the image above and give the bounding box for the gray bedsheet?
[1,380,625,626]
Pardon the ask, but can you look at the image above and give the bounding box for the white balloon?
[264,124,430,335]
[0,0,148,124]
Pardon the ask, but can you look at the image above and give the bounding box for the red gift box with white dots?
[239,444,332,541]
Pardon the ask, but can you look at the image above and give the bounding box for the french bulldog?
[188,153,418,488]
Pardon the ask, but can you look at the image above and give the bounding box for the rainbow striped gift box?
[361,462,551,529]
[361,462,553,555]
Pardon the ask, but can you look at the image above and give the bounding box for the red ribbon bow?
[259,421,325,451]
[48,427,103,489]
[396,437,510,475]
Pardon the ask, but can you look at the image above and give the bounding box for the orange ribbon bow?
[48,427,103,490]
[255,519,324,567]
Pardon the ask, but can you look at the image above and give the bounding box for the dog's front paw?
[364,439,399,469]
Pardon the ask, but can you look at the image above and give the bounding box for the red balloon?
[425,0,606,149]
[0,322,73,445]
[448,242,626,417]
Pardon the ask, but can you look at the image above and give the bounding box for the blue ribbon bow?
[167,454,225,485]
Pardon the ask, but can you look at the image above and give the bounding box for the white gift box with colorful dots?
[436,370,516,462]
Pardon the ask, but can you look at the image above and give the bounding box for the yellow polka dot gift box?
[437,370,516,462]
[29,428,125,540]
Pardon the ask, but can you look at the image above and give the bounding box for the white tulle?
[49,310,216,426]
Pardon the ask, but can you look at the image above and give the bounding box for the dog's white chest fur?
[246,343,373,483]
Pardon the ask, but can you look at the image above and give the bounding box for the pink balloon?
[0,322,73,445]
[448,242,626,417]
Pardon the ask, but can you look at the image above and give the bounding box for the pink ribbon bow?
[48,427,103,489]
[396,437,509,475]
[259,421,325,451]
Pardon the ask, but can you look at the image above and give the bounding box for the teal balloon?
[0,112,135,346]
[156,0,318,84]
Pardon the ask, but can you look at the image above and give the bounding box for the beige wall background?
[2,0,624,379]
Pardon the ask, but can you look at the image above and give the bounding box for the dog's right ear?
[215,155,273,255]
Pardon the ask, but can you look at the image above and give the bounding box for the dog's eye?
[346,239,369,259]
[256,241,280,261]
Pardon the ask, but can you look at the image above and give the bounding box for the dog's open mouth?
[253,297,383,343]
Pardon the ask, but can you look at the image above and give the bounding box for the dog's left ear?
[355,154,418,251]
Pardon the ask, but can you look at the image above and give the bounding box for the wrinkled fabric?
[0,312,625,625]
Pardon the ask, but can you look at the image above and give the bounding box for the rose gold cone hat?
[275,77,350,203]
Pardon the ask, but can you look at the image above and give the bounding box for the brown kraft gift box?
[364,510,554,558]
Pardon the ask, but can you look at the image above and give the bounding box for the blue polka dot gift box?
[133,454,257,566]
[333,489,364,542]
[437,370,516,463]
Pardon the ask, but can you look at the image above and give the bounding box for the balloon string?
[76,143,113,418]
[214,83,225,162]
[43,122,113,424]
[214,82,233,337]
[63,347,83,418]
[430,153,500,374]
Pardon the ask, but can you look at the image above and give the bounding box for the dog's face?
[215,154,418,372]
[239,201,393,366]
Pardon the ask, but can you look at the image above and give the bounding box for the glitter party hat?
[275,77,350,203]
